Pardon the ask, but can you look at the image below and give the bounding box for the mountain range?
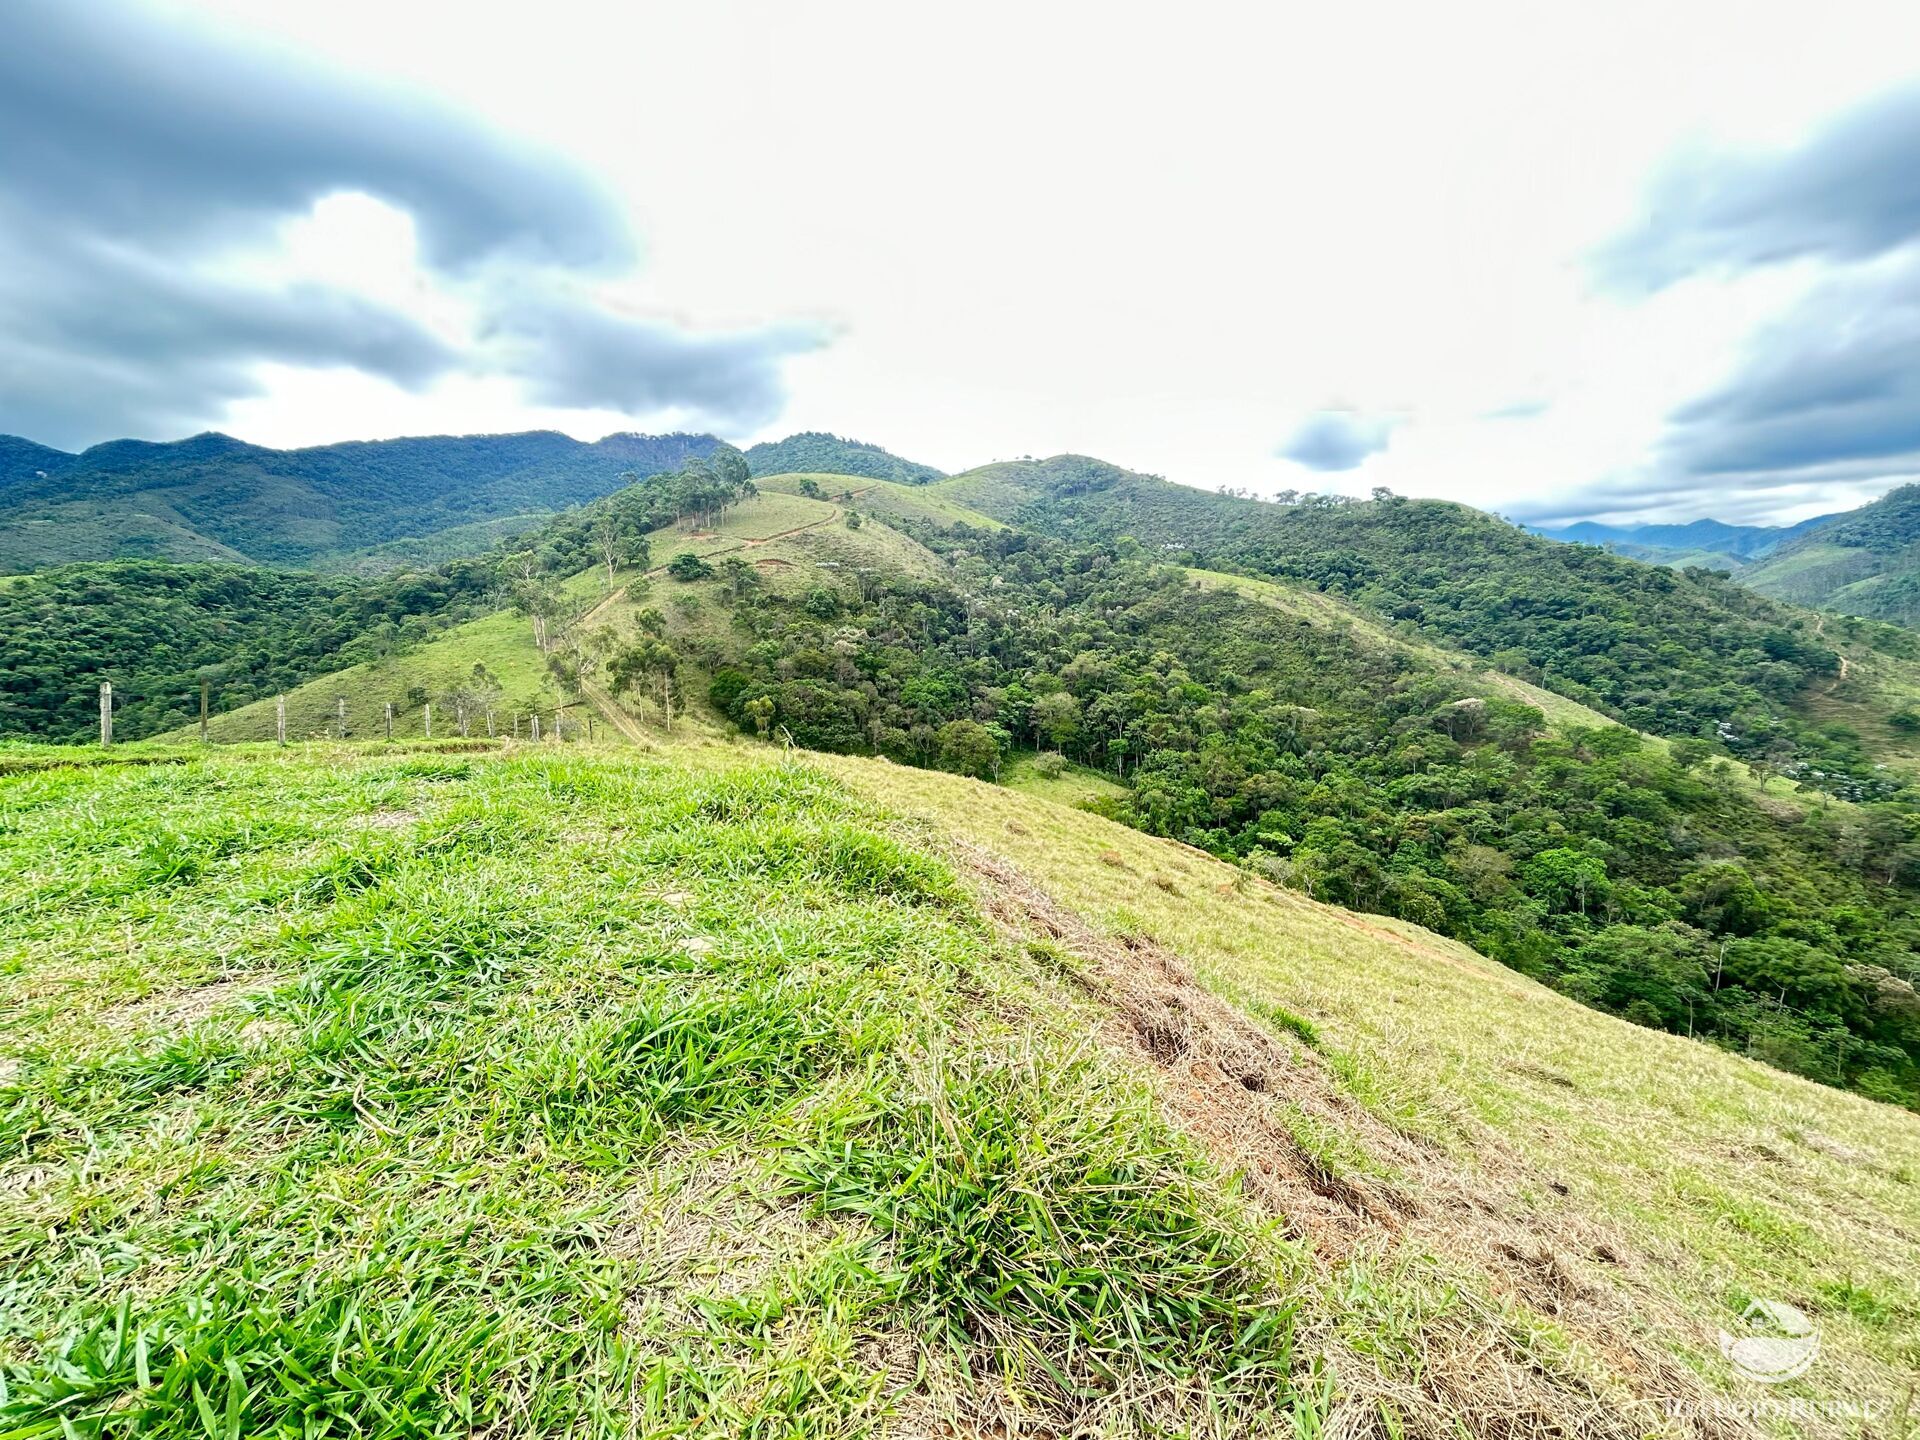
[1529,513,1837,563]
[17,422,1920,637]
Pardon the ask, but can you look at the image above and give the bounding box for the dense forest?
[0,560,498,740]
[965,467,1920,794]
[743,432,943,485]
[662,526,1920,1108]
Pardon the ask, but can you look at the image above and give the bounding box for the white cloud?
[42,0,1920,522]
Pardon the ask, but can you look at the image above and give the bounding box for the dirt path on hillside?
[954,840,1760,1440]
[571,495,856,742]
[1810,613,1854,696]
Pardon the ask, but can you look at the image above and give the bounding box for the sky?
[7,1,1920,526]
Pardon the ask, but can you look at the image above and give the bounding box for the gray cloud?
[1598,85,1920,291]
[1,2,630,273]
[487,286,827,433]
[1587,84,1920,525]
[0,209,455,446]
[0,0,815,446]
[1277,411,1395,471]
[1662,259,1920,479]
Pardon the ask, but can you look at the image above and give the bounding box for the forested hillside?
[652,521,1919,1107]
[920,458,1905,780]
[0,429,720,571]
[743,431,943,485]
[8,454,1920,1107]
[1742,482,1920,627]
[0,561,498,740]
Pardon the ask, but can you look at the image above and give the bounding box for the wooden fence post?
[99,681,112,746]
[424,703,432,739]
[336,697,347,740]
[199,678,210,744]
[384,701,393,739]
[276,694,287,746]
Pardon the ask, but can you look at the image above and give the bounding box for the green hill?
[14,459,1920,1111]
[0,429,720,571]
[744,431,944,485]
[12,444,1920,1436]
[3,740,1914,1437]
[1742,483,1920,628]
[921,457,1895,769]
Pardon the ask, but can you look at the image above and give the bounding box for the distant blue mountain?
[1530,513,1839,561]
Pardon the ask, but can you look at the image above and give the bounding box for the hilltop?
[2,737,1914,1437]
[744,432,943,486]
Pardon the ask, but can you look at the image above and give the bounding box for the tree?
[591,503,651,583]
[668,552,714,582]
[1031,691,1082,752]
[1522,847,1611,916]
[744,694,776,739]
[610,638,683,729]
[719,556,758,604]
[548,623,615,700]
[937,719,1003,779]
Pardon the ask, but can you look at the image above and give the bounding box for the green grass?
[755,473,1013,533]
[0,745,1302,1438]
[168,607,570,743]
[1000,752,1130,807]
[829,749,1920,1437]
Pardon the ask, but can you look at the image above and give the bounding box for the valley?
[7,442,1920,1438]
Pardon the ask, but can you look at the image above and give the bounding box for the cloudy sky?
[8,0,1920,526]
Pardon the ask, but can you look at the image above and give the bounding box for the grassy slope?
[754,473,1007,531]
[163,493,863,745]
[5,740,1914,1438]
[826,750,1920,1436]
[168,606,572,744]
[0,747,1298,1438]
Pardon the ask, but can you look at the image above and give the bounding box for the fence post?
[199,678,210,744]
[99,681,112,746]
[336,697,347,740]
[530,713,541,741]
[276,694,287,746]
[384,701,393,739]
[424,703,432,739]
